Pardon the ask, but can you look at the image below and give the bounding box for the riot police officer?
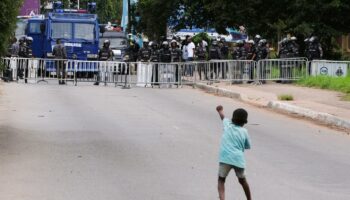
[159,41,171,63]
[256,39,269,83]
[138,38,152,62]
[286,36,299,58]
[209,40,222,79]
[150,41,160,85]
[308,36,323,60]
[307,36,323,75]
[17,37,27,81]
[52,39,68,85]
[94,40,113,85]
[220,38,229,60]
[196,41,207,80]
[170,40,182,84]
[23,37,34,83]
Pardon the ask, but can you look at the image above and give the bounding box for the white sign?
[64,43,82,48]
[311,61,348,77]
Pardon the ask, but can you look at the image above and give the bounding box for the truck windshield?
[52,22,72,39]
[16,20,27,38]
[75,23,95,41]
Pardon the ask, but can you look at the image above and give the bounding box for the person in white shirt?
[186,37,195,61]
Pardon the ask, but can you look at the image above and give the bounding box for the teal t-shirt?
[219,118,251,169]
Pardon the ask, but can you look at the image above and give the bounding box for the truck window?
[52,22,72,39]
[75,24,95,41]
[29,22,41,34]
[16,20,27,38]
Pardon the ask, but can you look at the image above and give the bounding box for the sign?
[311,61,348,77]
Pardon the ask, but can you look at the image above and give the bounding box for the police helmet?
[290,36,297,41]
[103,40,110,47]
[19,36,26,44]
[151,41,158,49]
[310,36,318,43]
[247,40,254,44]
[259,39,267,45]
[26,36,33,42]
[26,36,33,44]
[304,38,310,43]
[255,34,261,39]
[162,41,169,48]
[236,40,244,47]
[212,40,218,46]
[143,38,149,43]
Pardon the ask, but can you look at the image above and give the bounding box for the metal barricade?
[126,62,181,88]
[256,59,308,82]
[192,60,256,84]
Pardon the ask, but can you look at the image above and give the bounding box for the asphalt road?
[0,83,350,200]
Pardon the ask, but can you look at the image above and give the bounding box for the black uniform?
[52,43,67,84]
[170,47,182,83]
[139,47,152,62]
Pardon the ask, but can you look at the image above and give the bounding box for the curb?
[195,83,350,130]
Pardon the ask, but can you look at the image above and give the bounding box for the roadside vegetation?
[278,94,294,101]
[297,76,350,101]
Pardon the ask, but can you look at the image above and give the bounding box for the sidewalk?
[195,82,350,131]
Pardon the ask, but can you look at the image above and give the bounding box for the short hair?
[56,39,61,44]
[232,108,248,126]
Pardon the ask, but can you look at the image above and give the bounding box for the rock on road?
[0,83,350,200]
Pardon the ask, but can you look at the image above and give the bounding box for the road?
[0,83,350,200]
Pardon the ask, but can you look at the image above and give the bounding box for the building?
[20,0,41,16]
[338,35,350,56]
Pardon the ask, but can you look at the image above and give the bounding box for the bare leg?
[218,177,226,200]
[239,178,252,200]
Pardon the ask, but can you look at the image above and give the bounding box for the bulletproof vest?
[171,48,181,62]
[140,47,151,61]
[26,46,33,58]
[160,48,171,63]
[53,45,65,59]
[18,44,27,57]
[221,46,229,59]
[257,47,268,60]
[150,50,159,62]
[99,47,111,61]
[209,47,220,59]
[238,47,247,60]
[196,47,206,60]
[309,43,321,59]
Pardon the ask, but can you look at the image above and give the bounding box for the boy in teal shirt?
[216,105,252,200]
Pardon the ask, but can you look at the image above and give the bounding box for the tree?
[137,0,350,59]
[0,0,23,57]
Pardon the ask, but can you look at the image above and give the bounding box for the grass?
[297,75,350,101]
[278,94,294,101]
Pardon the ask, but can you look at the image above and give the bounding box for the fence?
[310,60,350,77]
[6,57,349,88]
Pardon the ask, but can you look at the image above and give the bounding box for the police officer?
[170,40,182,84]
[308,36,323,60]
[220,38,229,60]
[209,40,222,79]
[196,41,207,80]
[231,40,247,83]
[307,36,323,75]
[18,36,27,81]
[256,39,269,83]
[150,41,160,85]
[23,37,34,83]
[286,36,299,58]
[94,39,113,85]
[52,39,67,85]
[138,38,152,62]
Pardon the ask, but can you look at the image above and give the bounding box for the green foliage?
[297,76,350,95]
[0,0,23,57]
[278,94,294,101]
[136,0,350,59]
[192,32,211,45]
